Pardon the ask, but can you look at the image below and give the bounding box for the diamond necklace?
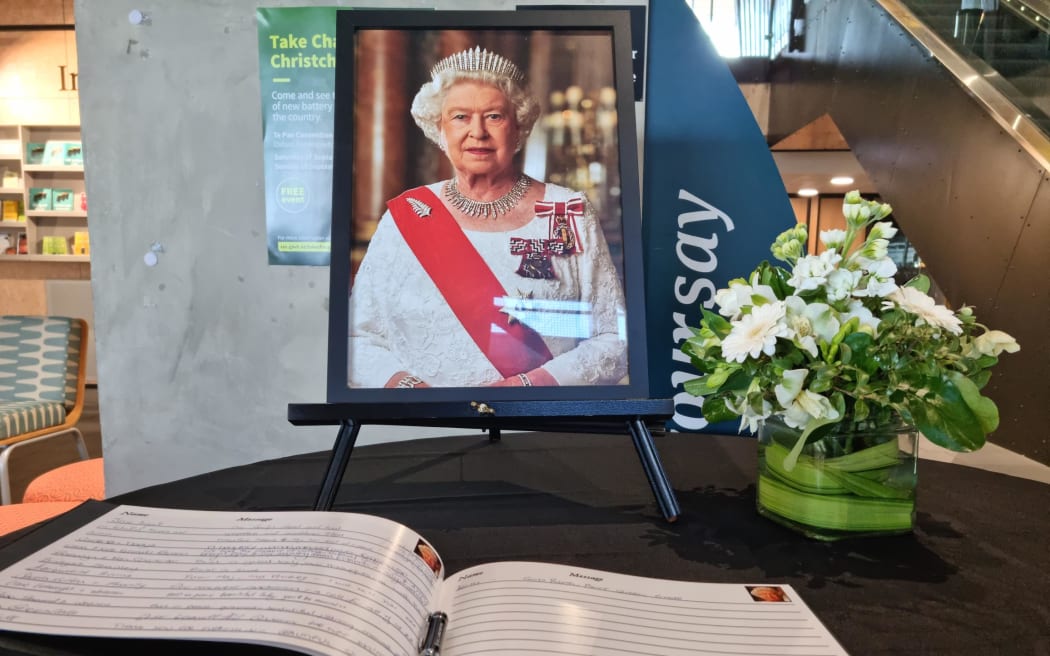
[444,173,532,219]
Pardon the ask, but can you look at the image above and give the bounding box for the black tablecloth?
[1,431,1048,655]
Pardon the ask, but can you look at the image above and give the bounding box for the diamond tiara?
[430,46,525,83]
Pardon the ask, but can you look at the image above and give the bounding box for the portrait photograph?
[326,9,648,404]
[747,585,791,603]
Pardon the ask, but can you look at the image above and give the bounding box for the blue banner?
[642,1,795,431]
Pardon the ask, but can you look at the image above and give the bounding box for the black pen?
[418,611,447,656]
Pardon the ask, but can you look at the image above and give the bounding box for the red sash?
[388,186,553,378]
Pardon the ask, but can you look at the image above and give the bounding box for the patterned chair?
[0,316,90,505]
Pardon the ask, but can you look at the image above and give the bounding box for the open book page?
[436,561,848,656]
[0,505,445,656]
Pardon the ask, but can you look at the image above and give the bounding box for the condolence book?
[0,505,848,655]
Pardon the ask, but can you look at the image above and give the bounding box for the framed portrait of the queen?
[325,8,649,405]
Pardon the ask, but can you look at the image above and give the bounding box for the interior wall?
[768,0,1050,464]
[74,0,647,496]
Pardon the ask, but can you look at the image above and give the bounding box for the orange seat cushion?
[22,458,104,503]
[0,500,80,536]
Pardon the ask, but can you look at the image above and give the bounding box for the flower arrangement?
[682,191,1019,458]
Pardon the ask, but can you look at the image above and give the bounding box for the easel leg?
[627,418,681,523]
[314,419,360,511]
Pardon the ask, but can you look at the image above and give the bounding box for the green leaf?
[970,369,991,390]
[721,368,752,392]
[767,265,794,299]
[700,309,732,338]
[758,475,914,532]
[946,370,999,435]
[974,355,998,369]
[680,339,701,360]
[909,375,987,451]
[839,343,852,365]
[843,332,877,374]
[682,378,706,397]
[762,441,848,494]
[853,398,870,422]
[905,274,931,293]
[701,396,739,424]
[683,369,736,395]
[704,368,731,390]
[751,261,794,299]
[782,415,843,472]
[822,467,913,499]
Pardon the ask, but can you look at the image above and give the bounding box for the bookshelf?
[0,125,89,261]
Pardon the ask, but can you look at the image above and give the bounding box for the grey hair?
[410,68,541,153]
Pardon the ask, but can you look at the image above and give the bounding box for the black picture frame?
[325,8,648,405]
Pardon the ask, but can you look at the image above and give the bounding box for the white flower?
[852,257,898,298]
[715,282,778,320]
[774,369,841,429]
[859,276,897,298]
[819,229,847,250]
[865,256,897,279]
[970,330,1020,357]
[720,302,788,362]
[732,396,772,434]
[855,238,890,263]
[869,221,898,240]
[784,298,818,357]
[787,250,842,292]
[774,369,809,407]
[784,297,841,358]
[826,268,861,301]
[842,192,864,223]
[843,300,880,334]
[886,286,963,335]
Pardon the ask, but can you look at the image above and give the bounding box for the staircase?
[765,0,1050,465]
[907,0,1050,130]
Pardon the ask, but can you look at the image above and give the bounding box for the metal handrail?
[1000,0,1050,33]
[880,0,1050,170]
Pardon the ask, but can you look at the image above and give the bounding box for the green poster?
[257,7,338,265]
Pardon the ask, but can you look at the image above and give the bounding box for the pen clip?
[418,611,447,656]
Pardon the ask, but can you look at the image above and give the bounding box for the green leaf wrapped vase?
[757,416,917,540]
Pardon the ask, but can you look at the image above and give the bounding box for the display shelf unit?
[0,125,88,259]
[0,126,25,255]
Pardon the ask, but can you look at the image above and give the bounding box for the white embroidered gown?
[348,182,628,387]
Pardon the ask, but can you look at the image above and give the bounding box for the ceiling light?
[798,188,819,197]
[830,176,854,185]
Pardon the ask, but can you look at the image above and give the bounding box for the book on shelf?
[73,230,90,255]
[0,503,848,656]
[1,167,19,188]
[63,141,83,165]
[28,187,51,210]
[25,142,45,164]
[43,140,66,165]
[42,235,69,255]
[51,188,74,211]
[1,199,20,221]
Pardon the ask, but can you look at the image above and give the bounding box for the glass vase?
[756,416,918,540]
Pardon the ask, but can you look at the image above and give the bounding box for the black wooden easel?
[288,399,681,522]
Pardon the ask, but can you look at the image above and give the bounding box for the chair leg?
[0,427,90,505]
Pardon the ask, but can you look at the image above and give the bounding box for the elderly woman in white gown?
[349,47,628,389]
